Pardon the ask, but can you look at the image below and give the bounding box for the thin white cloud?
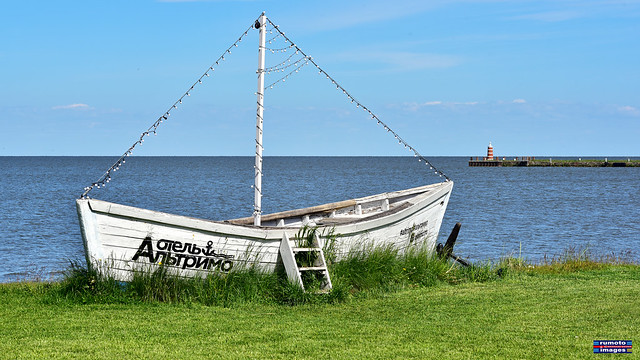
[291,0,640,33]
[506,1,640,23]
[619,105,640,116]
[52,103,91,110]
[157,0,252,2]
[334,50,462,72]
[302,1,443,31]
[373,51,462,70]
[510,10,585,22]
[396,100,640,126]
[513,99,527,104]
[400,100,480,111]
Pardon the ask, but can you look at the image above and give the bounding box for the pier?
[468,158,503,167]
[469,156,532,167]
[468,143,639,167]
[470,157,639,167]
[470,157,640,167]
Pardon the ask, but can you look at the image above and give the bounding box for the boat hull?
[76,181,453,281]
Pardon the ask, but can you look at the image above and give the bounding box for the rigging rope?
[264,17,450,181]
[265,52,308,74]
[265,57,310,90]
[80,13,449,199]
[79,19,259,199]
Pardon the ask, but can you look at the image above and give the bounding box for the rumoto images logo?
[593,340,632,354]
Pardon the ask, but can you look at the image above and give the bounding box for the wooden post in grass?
[437,222,469,267]
[443,222,461,257]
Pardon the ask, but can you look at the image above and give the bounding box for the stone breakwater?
[469,157,640,167]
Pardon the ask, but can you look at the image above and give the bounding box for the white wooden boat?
[76,13,453,290]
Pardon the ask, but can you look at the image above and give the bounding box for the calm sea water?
[0,156,638,281]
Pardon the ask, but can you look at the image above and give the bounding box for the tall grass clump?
[53,262,299,306]
[330,243,502,296]
[51,259,346,307]
[495,245,637,276]
[51,241,508,306]
[535,246,637,273]
[50,260,131,304]
[127,265,292,306]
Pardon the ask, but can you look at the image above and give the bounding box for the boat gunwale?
[79,181,452,239]
[227,181,449,225]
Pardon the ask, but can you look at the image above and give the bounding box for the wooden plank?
[229,199,357,225]
[228,182,450,225]
[299,266,328,271]
[103,258,279,281]
[98,224,148,239]
[88,199,273,239]
[94,210,282,252]
[315,232,332,291]
[98,231,280,263]
[279,233,303,288]
[442,222,462,258]
[92,209,284,279]
[291,247,320,253]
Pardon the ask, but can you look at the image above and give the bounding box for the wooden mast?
[253,12,266,226]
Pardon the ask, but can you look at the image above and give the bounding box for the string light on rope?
[264,17,450,181]
[264,51,299,73]
[266,31,283,43]
[265,44,295,53]
[79,19,259,199]
[265,55,307,74]
[265,58,310,90]
[81,14,448,200]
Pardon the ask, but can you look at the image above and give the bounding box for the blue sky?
[1,0,639,156]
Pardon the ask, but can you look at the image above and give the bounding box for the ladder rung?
[291,247,321,252]
[281,232,332,292]
[311,289,331,294]
[298,266,327,272]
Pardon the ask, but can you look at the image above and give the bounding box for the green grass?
[0,247,637,359]
[45,244,500,306]
[1,265,637,359]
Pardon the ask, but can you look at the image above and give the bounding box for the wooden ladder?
[279,232,332,292]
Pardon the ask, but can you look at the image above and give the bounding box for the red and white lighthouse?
[487,142,494,160]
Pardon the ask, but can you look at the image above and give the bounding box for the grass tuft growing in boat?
[35,244,639,308]
[49,242,506,306]
[50,261,292,306]
[51,240,637,307]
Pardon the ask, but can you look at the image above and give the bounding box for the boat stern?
[76,199,104,268]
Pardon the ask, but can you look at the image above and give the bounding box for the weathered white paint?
[278,232,302,288]
[279,231,332,291]
[76,181,453,281]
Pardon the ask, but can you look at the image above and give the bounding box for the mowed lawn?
[1,265,637,359]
